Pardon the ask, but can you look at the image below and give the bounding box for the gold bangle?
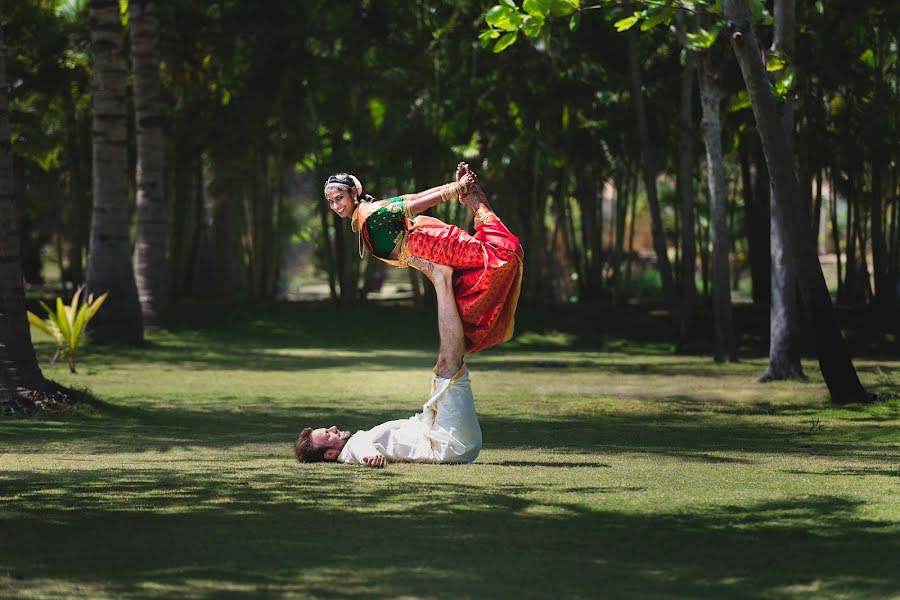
[440,182,459,204]
[474,207,495,225]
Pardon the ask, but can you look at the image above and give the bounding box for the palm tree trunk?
[698,51,738,362]
[0,39,45,396]
[725,0,871,403]
[130,0,169,328]
[86,0,144,344]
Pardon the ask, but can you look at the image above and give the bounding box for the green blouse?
[364,196,409,258]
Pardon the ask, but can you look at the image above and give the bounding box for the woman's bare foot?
[459,170,490,212]
[408,256,452,283]
[455,162,467,184]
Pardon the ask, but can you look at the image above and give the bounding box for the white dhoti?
[338,366,482,465]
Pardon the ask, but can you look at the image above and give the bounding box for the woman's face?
[326,187,356,219]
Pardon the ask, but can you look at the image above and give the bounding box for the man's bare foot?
[408,256,452,283]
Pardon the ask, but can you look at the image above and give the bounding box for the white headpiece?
[348,175,363,197]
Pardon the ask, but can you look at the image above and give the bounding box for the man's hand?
[363,455,386,468]
[408,256,452,285]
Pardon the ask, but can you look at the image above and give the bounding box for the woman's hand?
[459,170,476,191]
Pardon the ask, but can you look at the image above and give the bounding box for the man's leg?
[408,257,464,378]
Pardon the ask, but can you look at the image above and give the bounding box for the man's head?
[294,426,352,462]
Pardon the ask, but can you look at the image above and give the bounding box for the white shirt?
[338,366,482,465]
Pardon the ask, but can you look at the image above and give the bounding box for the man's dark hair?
[294,427,328,463]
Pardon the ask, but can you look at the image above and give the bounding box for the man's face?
[310,426,352,461]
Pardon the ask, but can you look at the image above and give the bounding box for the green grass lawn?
[1,303,898,599]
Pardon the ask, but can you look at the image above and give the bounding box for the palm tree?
[0,32,45,400]
[130,0,169,328]
[86,0,144,344]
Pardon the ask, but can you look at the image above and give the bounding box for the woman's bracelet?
[439,182,464,203]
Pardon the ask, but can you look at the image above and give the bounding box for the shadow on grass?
[2,399,898,466]
[25,301,896,381]
[0,467,898,598]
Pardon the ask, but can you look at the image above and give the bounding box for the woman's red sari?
[405,214,523,354]
[357,200,524,354]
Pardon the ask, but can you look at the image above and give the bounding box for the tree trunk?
[0,40,45,396]
[524,137,549,301]
[869,25,889,306]
[842,169,856,304]
[14,157,42,285]
[829,168,843,301]
[889,165,899,304]
[754,0,804,381]
[611,168,628,300]
[851,182,872,304]
[725,0,871,403]
[190,158,219,299]
[626,28,679,318]
[740,136,769,305]
[86,0,144,344]
[62,87,89,288]
[698,49,738,362]
[871,160,887,306]
[623,170,639,303]
[130,0,169,328]
[676,12,698,341]
[317,192,338,301]
[812,169,823,243]
[333,211,358,303]
[576,170,594,300]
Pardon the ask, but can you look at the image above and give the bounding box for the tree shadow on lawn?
[33,300,895,377]
[38,333,879,384]
[159,300,900,358]
[0,467,898,598]
[2,400,897,465]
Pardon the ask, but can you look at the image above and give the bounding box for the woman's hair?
[294,427,328,462]
[324,172,375,202]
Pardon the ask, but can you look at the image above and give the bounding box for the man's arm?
[408,257,464,378]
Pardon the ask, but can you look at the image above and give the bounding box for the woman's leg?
[407,218,488,270]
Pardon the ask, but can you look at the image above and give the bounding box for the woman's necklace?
[350,205,365,258]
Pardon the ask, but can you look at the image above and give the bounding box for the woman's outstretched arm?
[404,172,475,216]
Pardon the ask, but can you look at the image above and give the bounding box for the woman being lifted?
[324,163,523,353]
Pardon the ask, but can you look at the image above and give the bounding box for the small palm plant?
[27,286,108,374]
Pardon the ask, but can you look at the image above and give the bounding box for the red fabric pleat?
[407,215,523,353]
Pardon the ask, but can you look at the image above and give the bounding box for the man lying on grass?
[293,258,482,468]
